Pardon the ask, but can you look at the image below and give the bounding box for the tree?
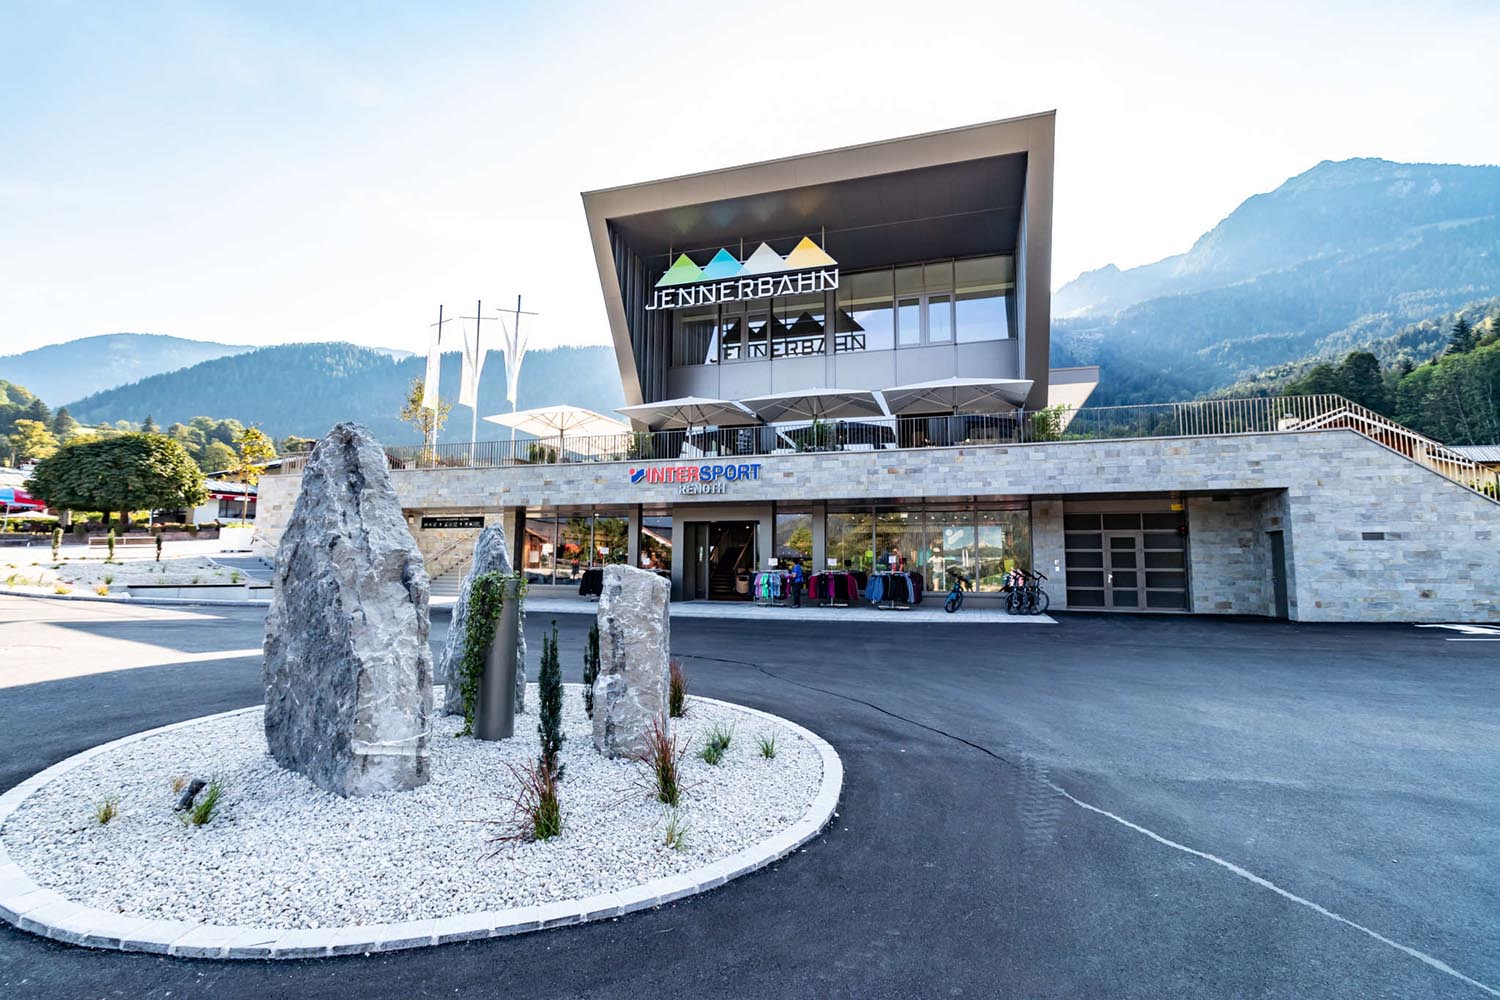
[141,415,159,434]
[1448,316,1476,355]
[538,622,564,779]
[26,433,207,527]
[231,426,277,521]
[49,407,81,441]
[278,434,316,454]
[8,419,58,463]
[198,440,238,473]
[398,376,451,457]
[1336,351,1387,412]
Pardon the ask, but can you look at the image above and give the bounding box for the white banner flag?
[421,322,442,412]
[459,319,486,409]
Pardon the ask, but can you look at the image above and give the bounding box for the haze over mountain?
[0,333,252,405]
[1052,157,1500,404]
[62,342,625,445]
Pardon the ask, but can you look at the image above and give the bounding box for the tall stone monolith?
[592,565,671,758]
[436,523,527,718]
[262,422,432,797]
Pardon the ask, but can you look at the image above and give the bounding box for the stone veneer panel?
[255,430,1500,623]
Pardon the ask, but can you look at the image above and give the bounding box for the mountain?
[1052,158,1500,404]
[0,333,253,404]
[63,341,625,444]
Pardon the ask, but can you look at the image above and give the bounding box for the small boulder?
[592,565,671,758]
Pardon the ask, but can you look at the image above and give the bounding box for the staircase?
[1289,398,1500,501]
[429,566,466,598]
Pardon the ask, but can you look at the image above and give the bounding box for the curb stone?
[0,697,842,960]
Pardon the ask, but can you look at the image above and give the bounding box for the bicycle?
[1005,569,1050,615]
[943,571,969,613]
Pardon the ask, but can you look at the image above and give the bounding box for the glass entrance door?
[1106,534,1142,609]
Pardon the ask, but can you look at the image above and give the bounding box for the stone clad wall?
[255,430,1500,623]
[1187,496,1271,616]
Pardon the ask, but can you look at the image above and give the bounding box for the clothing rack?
[752,570,789,606]
[867,571,918,610]
[809,570,858,607]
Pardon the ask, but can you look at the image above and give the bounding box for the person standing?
[790,557,806,608]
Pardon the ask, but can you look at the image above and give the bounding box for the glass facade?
[671,255,1014,366]
[639,515,672,572]
[522,510,632,585]
[774,509,813,566]
[822,502,1028,591]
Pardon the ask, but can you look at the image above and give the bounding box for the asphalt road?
[1,595,1497,999]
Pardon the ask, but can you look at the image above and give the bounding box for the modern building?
[256,113,1500,622]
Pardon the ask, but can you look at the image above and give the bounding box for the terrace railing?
[269,394,1500,500]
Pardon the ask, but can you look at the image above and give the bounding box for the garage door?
[1064,512,1188,610]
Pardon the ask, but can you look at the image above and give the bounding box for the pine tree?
[582,622,600,717]
[1448,316,1476,355]
[538,621,565,779]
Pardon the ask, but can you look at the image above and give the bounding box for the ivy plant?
[457,571,527,736]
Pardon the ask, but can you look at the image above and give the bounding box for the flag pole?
[471,299,481,465]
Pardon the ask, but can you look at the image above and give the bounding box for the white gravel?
[1,685,821,929]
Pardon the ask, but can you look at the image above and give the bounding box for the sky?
[2,0,1497,356]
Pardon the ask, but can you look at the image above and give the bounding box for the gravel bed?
[1,685,822,929]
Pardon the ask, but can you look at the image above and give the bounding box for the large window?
[835,270,895,352]
[672,308,718,366]
[955,256,1015,342]
[775,509,813,566]
[668,254,1014,367]
[825,510,875,573]
[772,294,825,358]
[824,503,1028,592]
[640,515,672,572]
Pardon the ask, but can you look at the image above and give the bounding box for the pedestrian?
[790,557,806,608]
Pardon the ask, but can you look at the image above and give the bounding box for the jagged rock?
[592,565,671,758]
[174,778,207,812]
[262,422,432,797]
[436,524,527,718]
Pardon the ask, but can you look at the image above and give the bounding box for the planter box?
[125,583,252,601]
[219,526,255,552]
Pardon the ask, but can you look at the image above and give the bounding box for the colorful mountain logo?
[654,238,836,288]
[657,254,704,286]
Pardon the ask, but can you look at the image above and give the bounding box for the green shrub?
[582,622,600,717]
[488,759,562,849]
[538,621,565,779]
[51,527,62,559]
[633,717,683,807]
[94,796,119,825]
[669,660,686,718]
[662,808,688,851]
[106,528,115,561]
[185,781,223,826]
[698,723,733,766]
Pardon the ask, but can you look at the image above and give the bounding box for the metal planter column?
[474,578,523,740]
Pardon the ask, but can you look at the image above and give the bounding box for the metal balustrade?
[269,394,1500,500]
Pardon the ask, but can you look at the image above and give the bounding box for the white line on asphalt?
[1446,638,1500,642]
[1045,781,1500,998]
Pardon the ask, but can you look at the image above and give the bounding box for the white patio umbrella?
[483,405,631,457]
[879,376,1033,415]
[737,387,886,423]
[615,395,760,430]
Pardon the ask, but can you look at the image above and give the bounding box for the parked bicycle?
[1004,568,1050,615]
[943,569,969,613]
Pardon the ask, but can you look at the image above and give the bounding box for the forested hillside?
[64,342,625,445]
[1052,158,1500,404]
